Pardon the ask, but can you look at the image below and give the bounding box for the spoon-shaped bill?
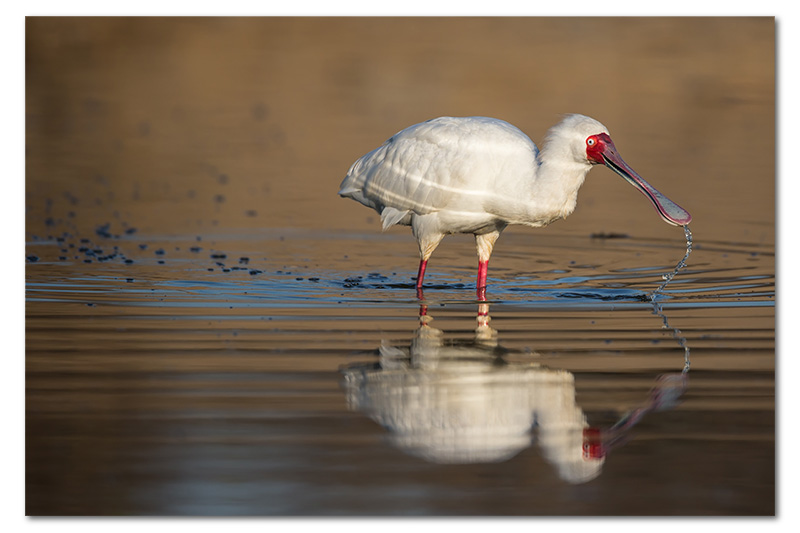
[601,147,692,226]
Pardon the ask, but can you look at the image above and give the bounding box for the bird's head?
[551,114,692,226]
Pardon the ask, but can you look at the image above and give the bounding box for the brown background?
[26,17,774,245]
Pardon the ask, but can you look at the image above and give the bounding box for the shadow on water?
[341,300,689,484]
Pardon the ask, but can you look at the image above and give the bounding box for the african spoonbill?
[339,115,691,299]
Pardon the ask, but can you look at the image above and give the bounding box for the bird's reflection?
[341,300,688,484]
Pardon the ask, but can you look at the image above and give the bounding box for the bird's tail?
[338,153,369,198]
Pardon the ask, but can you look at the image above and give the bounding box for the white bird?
[339,115,691,299]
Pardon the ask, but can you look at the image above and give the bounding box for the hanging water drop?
[650,225,693,301]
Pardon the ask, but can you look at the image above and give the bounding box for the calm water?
[25,227,774,515]
[25,17,775,516]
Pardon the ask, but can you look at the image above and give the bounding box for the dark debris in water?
[590,232,630,239]
[343,276,362,288]
[95,223,113,239]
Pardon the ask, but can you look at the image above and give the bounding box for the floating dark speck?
[124,259,134,264]
[95,223,113,239]
[211,253,227,259]
[590,232,630,239]
[125,227,137,235]
[249,269,263,275]
[239,257,249,264]
[126,278,134,283]
[139,244,148,250]
[190,246,202,252]
[154,248,165,255]
[27,255,39,262]
[244,209,258,217]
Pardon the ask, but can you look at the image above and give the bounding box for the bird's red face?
[583,133,692,226]
[585,132,613,165]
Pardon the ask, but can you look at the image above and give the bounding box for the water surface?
[26,228,774,515]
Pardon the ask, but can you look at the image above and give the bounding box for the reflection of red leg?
[477,260,488,301]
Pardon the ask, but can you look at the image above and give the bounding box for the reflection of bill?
[341,303,687,484]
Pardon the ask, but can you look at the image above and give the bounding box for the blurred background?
[26,17,774,244]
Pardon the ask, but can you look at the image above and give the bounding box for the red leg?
[415,259,428,289]
[477,260,488,301]
[415,259,428,299]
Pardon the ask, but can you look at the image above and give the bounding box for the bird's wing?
[339,117,539,226]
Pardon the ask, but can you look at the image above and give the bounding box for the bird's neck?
[522,153,592,226]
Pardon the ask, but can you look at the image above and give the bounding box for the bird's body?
[339,114,691,299]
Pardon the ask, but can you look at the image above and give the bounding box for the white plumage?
[339,114,691,298]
